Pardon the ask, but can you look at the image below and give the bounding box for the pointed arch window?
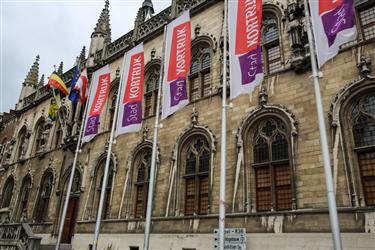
[94,159,114,219]
[189,43,212,101]
[15,175,32,222]
[1,176,14,208]
[183,136,210,215]
[251,118,292,211]
[144,64,160,118]
[134,149,152,218]
[34,172,53,222]
[351,94,375,205]
[262,12,282,75]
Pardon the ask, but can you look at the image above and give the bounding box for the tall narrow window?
[17,128,28,159]
[183,136,210,215]
[109,90,118,129]
[0,138,7,163]
[95,160,114,219]
[34,119,47,153]
[54,120,63,148]
[144,64,160,118]
[358,4,375,41]
[16,176,32,222]
[252,118,292,211]
[262,13,282,75]
[34,172,53,222]
[189,43,212,102]
[134,149,151,218]
[1,176,14,208]
[351,94,375,206]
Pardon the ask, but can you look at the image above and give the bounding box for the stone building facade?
[0,0,375,249]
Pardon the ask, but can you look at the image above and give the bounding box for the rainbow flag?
[48,73,69,95]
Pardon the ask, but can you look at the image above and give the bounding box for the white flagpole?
[303,0,342,249]
[55,80,93,250]
[143,25,167,250]
[219,0,228,249]
[92,61,126,250]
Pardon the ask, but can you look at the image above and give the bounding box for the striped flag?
[115,43,145,136]
[309,0,357,68]
[68,66,80,103]
[161,11,191,120]
[47,73,69,95]
[228,0,263,99]
[82,65,111,143]
[74,68,89,103]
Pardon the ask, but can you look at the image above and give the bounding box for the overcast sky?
[0,0,171,113]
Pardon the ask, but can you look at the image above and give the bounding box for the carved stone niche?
[286,0,310,73]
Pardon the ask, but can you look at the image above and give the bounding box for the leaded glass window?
[252,118,292,211]
[95,160,114,219]
[1,176,14,208]
[351,94,375,205]
[359,4,375,41]
[189,44,212,102]
[262,14,282,75]
[134,149,151,218]
[34,172,53,222]
[183,136,210,215]
[16,176,32,222]
[144,64,160,118]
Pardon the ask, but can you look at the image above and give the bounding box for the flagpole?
[143,25,167,250]
[92,62,126,250]
[303,0,342,249]
[219,0,228,249]
[55,83,93,250]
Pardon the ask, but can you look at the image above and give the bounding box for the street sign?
[213,228,246,249]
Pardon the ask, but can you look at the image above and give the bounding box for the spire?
[142,0,154,21]
[38,74,45,87]
[79,46,86,62]
[24,55,40,87]
[57,61,63,76]
[93,0,111,43]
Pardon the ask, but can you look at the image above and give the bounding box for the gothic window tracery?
[34,172,53,222]
[134,149,151,218]
[182,136,210,215]
[350,94,375,205]
[262,12,282,75]
[94,159,114,219]
[15,175,32,222]
[1,176,14,208]
[250,118,292,211]
[189,42,212,101]
[144,64,160,118]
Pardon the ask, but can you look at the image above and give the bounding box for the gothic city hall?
[1,0,375,249]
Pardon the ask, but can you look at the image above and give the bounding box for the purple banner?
[238,47,263,85]
[122,101,142,127]
[169,77,188,107]
[84,114,100,136]
[321,0,356,47]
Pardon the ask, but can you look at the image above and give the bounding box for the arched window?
[262,12,282,75]
[144,64,160,118]
[182,136,210,215]
[1,176,14,208]
[34,171,53,222]
[189,42,212,101]
[134,149,151,218]
[34,118,47,153]
[94,159,114,219]
[251,118,292,211]
[15,175,32,222]
[351,94,375,205]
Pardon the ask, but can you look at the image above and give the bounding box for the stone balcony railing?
[0,223,41,250]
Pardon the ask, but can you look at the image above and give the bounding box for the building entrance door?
[61,197,79,244]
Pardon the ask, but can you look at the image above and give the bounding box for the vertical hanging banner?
[116,43,145,136]
[161,11,191,120]
[228,0,263,100]
[309,0,357,68]
[82,65,111,143]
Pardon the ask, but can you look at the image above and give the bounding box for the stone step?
[40,244,73,250]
